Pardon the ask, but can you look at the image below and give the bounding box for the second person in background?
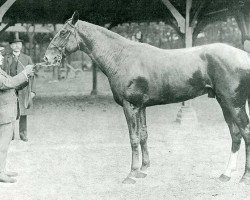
[1,36,36,142]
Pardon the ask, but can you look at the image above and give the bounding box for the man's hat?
[9,35,23,44]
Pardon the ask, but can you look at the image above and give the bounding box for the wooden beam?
[161,0,185,33]
[166,18,185,42]
[205,8,229,16]
[0,0,17,22]
[0,19,15,36]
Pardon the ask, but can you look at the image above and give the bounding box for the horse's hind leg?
[235,107,250,184]
[217,97,242,182]
[139,108,150,171]
[122,100,147,184]
[220,100,250,184]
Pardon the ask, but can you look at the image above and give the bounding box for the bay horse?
[44,11,250,185]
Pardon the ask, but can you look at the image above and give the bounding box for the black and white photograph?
[1,0,250,199]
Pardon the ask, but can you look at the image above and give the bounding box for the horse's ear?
[72,11,79,25]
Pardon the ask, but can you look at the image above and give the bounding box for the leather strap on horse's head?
[49,20,81,63]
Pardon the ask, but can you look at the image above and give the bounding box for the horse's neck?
[77,21,131,77]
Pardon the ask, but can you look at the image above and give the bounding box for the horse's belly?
[145,86,204,106]
[145,74,208,106]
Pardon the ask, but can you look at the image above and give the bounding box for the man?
[2,37,35,142]
[0,46,34,183]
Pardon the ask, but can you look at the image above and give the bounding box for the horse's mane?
[78,20,134,45]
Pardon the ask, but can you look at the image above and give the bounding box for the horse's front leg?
[139,108,150,171]
[122,100,146,184]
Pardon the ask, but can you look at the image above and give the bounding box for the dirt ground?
[1,71,250,200]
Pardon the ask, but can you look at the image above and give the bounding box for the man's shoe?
[20,132,28,142]
[0,173,16,183]
[5,171,18,177]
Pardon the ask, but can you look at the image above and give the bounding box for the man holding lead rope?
[0,46,34,183]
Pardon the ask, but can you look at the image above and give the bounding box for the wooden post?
[182,0,192,108]
[0,20,16,36]
[175,0,198,127]
[15,31,19,41]
[185,0,192,48]
[91,62,97,95]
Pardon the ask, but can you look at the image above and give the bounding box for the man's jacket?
[2,52,35,115]
[0,69,28,124]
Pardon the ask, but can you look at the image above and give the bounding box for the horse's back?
[203,43,250,70]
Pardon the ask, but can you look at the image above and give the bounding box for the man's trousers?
[0,122,14,173]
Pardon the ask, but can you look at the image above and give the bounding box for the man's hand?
[23,65,34,78]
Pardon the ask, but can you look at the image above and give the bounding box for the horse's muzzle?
[43,54,62,65]
[43,56,48,63]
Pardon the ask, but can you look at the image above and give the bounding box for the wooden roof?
[1,0,250,26]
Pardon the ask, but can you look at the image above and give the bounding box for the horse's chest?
[109,75,149,106]
[108,77,126,105]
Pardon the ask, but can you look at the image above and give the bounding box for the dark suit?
[2,52,35,138]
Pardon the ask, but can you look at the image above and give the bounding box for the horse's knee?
[130,137,140,149]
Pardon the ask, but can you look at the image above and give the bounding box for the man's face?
[10,42,22,52]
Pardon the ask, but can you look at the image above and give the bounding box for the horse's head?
[44,11,80,65]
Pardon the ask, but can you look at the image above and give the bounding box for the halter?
[49,20,80,63]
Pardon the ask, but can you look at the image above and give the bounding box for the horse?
[44,11,250,185]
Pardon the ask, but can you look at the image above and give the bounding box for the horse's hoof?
[134,171,147,178]
[219,174,231,182]
[122,177,136,184]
